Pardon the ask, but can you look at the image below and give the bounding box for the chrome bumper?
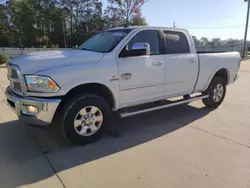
[5,86,61,126]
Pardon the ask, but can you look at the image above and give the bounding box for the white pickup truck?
[5,26,241,145]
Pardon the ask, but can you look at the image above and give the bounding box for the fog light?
[26,105,39,114]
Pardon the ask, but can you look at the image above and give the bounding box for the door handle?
[152,61,163,66]
[188,59,197,63]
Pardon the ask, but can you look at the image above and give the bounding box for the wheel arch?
[64,83,116,109]
[204,68,230,91]
[52,82,116,131]
[214,68,229,84]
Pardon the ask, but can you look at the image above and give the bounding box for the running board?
[119,95,209,118]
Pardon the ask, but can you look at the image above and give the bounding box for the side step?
[119,95,209,118]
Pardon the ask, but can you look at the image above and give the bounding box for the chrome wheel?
[213,84,224,102]
[74,106,103,137]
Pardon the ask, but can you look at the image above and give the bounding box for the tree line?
[0,0,147,48]
[0,0,245,49]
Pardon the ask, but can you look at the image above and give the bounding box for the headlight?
[25,75,59,92]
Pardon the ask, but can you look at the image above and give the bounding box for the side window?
[163,30,190,54]
[127,30,160,55]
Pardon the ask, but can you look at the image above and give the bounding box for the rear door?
[162,30,199,96]
[117,29,166,107]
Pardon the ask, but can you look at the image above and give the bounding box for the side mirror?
[119,43,151,58]
[131,43,150,54]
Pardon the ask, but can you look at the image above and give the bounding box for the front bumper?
[5,86,61,126]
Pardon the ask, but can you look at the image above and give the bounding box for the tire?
[60,94,112,145]
[202,77,226,109]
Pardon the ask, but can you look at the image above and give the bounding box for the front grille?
[7,64,23,96]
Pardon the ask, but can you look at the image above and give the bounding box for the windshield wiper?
[80,47,105,53]
[80,47,95,52]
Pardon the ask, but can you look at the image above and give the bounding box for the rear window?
[163,30,190,54]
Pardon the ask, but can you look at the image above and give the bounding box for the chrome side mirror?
[131,43,150,55]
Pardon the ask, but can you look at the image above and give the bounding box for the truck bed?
[194,51,241,93]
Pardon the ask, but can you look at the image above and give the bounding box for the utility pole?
[243,0,250,58]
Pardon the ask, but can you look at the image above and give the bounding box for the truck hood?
[9,49,104,74]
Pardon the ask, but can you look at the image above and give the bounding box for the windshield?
[78,29,133,53]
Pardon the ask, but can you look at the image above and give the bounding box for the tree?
[6,0,39,47]
[192,36,202,46]
[58,0,104,45]
[0,0,149,47]
[200,37,209,46]
[104,0,147,27]
[47,7,66,47]
[130,14,147,26]
[0,4,11,46]
[208,38,222,46]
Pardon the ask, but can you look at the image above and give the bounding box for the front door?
[117,29,166,107]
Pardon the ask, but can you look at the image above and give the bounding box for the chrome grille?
[7,64,24,96]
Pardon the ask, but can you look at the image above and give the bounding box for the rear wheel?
[202,77,226,109]
[60,94,112,145]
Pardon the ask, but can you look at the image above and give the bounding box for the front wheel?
[61,94,112,145]
[202,77,226,109]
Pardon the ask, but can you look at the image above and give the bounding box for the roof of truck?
[106,26,189,33]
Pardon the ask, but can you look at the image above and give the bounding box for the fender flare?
[203,68,230,92]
